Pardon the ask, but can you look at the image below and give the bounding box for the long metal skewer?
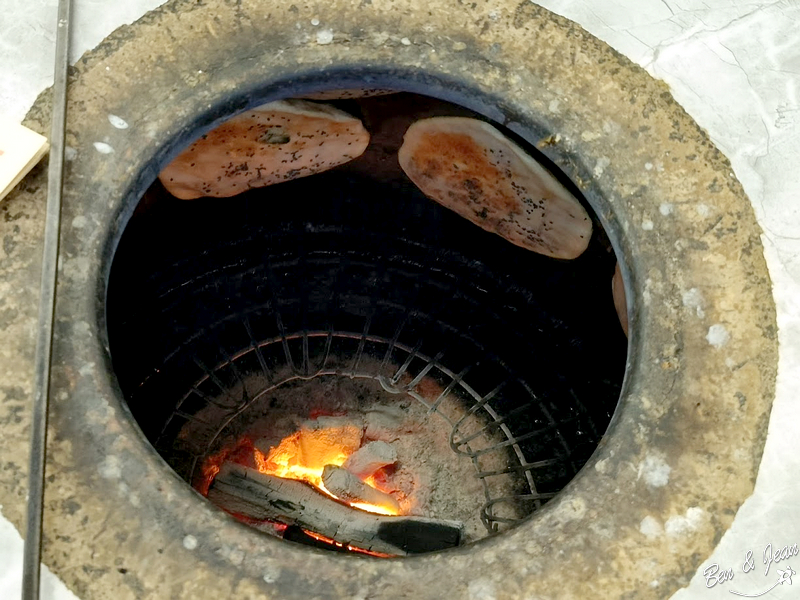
[22,0,72,597]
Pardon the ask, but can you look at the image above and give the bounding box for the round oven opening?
[106,89,628,556]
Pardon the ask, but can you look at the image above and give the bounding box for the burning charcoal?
[253,415,363,476]
[321,464,401,514]
[297,416,363,471]
[398,117,592,259]
[612,262,628,337]
[209,463,464,556]
[343,441,398,480]
[158,99,370,199]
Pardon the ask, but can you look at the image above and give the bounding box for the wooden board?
[0,118,49,202]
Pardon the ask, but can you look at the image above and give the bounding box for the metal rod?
[22,0,72,596]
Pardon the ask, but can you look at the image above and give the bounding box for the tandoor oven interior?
[105,90,628,556]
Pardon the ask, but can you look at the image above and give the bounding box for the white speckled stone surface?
[1,1,798,597]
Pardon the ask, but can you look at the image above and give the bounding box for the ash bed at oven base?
[196,372,522,543]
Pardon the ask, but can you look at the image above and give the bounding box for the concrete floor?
[1,0,798,598]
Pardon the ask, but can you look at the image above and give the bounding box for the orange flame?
[198,436,258,496]
[253,432,399,516]
[200,420,402,534]
[301,529,394,557]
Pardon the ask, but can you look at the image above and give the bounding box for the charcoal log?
[342,440,398,479]
[321,464,400,514]
[208,463,463,556]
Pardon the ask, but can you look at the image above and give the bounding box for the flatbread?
[612,262,628,336]
[398,117,592,259]
[159,99,369,199]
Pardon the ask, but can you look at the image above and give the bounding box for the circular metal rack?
[108,172,626,538]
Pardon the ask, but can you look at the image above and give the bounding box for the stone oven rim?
[9,1,777,597]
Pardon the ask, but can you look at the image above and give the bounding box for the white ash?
[321,465,401,513]
[343,441,398,479]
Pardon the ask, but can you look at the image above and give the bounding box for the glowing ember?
[200,418,402,517]
[254,430,399,516]
[301,529,394,558]
[253,431,344,491]
[197,436,259,496]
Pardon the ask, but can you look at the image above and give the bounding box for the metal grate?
[108,173,625,539]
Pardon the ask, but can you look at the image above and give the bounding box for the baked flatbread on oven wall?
[159,99,370,199]
[398,117,592,259]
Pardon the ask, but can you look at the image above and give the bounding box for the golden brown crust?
[398,117,592,259]
[159,99,370,199]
